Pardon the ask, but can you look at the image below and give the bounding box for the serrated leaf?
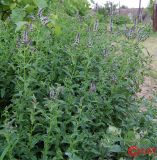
[11,8,26,23]
[107,126,121,135]
[15,21,27,32]
[1,88,5,98]
[24,4,35,13]
[10,3,17,10]
[65,152,81,160]
[110,145,121,153]
[55,25,61,36]
[33,0,48,8]
[0,0,10,5]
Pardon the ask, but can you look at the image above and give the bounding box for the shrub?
[113,15,131,25]
[147,0,154,16]
[63,0,89,16]
[0,1,154,160]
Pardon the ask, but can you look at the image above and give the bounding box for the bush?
[63,0,89,16]
[0,1,155,160]
[147,0,154,16]
[113,15,131,25]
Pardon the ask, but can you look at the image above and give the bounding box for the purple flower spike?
[23,31,29,45]
[90,82,96,92]
[37,8,43,18]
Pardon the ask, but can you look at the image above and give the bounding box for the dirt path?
[143,35,157,73]
[136,35,157,99]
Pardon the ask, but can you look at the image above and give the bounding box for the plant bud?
[49,88,55,99]
[93,19,99,31]
[41,16,49,25]
[29,23,33,32]
[87,37,93,48]
[23,31,29,45]
[103,48,109,57]
[37,8,43,18]
[90,82,96,92]
[74,33,80,45]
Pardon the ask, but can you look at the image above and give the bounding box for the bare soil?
[136,35,157,99]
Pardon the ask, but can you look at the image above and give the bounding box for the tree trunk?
[153,2,157,32]
[138,0,142,22]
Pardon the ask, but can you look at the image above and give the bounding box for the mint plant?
[0,1,155,159]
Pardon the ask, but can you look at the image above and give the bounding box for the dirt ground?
[136,35,157,99]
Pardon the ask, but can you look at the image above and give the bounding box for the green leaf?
[65,152,81,160]
[9,3,17,10]
[33,0,48,8]
[11,8,26,23]
[0,88,5,98]
[0,138,18,160]
[15,21,27,32]
[54,25,61,36]
[0,144,11,160]
[139,139,152,148]
[24,4,35,13]
[107,126,121,135]
[0,0,10,5]
[110,145,121,153]
[125,131,135,140]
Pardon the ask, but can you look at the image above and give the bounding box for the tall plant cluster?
[0,1,155,160]
[147,0,155,16]
[0,0,89,21]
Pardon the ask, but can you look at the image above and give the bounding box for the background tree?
[120,5,128,9]
[148,0,155,16]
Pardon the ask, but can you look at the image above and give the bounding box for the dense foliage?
[147,0,154,16]
[0,0,156,159]
[0,0,89,21]
[113,15,131,25]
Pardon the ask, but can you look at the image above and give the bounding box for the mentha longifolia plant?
[0,2,154,160]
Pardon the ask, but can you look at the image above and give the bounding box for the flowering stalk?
[90,82,96,92]
[103,48,109,57]
[74,33,80,45]
[37,8,43,18]
[40,16,49,25]
[23,30,29,45]
[93,19,99,31]
[87,37,93,48]
[109,2,113,32]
